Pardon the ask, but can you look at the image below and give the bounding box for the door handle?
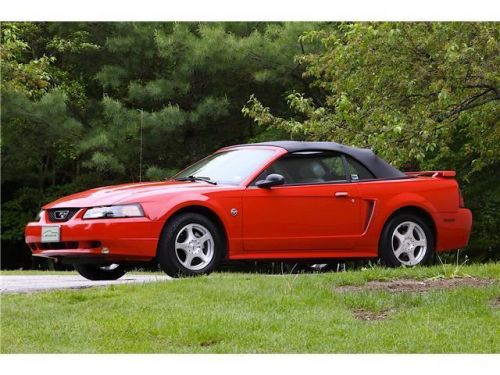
[334,191,349,198]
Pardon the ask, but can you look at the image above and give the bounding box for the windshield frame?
[171,146,284,186]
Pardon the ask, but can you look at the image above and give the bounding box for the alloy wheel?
[175,223,214,270]
[391,221,427,266]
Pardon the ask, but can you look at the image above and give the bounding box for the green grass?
[1,264,499,353]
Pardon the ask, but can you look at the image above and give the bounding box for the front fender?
[146,192,243,256]
[159,195,230,225]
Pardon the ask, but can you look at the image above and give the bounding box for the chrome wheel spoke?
[394,231,406,243]
[394,246,405,258]
[197,252,209,263]
[406,223,416,240]
[176,242,190,252]
[198,233,211,244]
[414,239,426,247]
[185,252,195,267]
[406,250,416,264]
[184,224,196,243]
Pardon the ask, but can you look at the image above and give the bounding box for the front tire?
[74,264,127,280]
[379,213,434,267]
[157,213,225,278]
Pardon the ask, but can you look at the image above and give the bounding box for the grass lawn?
[1,263,499,353]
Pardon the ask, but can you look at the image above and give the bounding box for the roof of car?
[234,141,406,179]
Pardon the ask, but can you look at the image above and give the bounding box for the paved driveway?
[0,274,171,294]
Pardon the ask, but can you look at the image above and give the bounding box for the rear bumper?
[435,208,473,252]
[25,216,164,263]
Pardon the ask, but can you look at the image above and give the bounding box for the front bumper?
[25,209,164,264]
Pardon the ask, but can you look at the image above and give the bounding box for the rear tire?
[74,264,127,280]
[157,212,225,278]
[379,213,434,267]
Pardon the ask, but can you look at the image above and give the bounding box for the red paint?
[25,145,472,264]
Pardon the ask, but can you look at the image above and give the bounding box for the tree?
[244,22,500,253]
[1,22,97,267]
[0,22,323,268]
[86,22,323,181]
[2,22,498,267]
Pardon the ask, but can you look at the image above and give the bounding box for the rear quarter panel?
[355,177,464,253]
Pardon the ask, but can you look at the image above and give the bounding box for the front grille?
[47,208,80,222]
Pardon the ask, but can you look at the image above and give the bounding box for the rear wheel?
[74,263,127,280]
[379,213,434,267]
[157,212,225,277]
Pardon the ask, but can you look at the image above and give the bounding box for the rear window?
[345,156,375,180]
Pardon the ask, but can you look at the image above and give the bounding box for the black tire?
[74,264,127,280]
[379,213,434,267]
[157,212,225,278]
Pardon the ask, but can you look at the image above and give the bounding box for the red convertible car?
[25,141,472,279]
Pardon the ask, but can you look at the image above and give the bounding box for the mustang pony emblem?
[54,210,70,220]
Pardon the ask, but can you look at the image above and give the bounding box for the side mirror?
[256,173,285,189]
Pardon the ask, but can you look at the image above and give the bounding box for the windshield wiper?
[174,175,217,185]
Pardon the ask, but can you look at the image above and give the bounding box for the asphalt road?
[0,274,171,294]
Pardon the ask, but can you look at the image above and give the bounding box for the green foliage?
[145,166,179,181]
[244,22,500,252]
[1,90,82,186]
[462,172,500,252]
[82,22,322,180]
[0,23,55,98]
[1,22,498,267]
[1,22,321,267]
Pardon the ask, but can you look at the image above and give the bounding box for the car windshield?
[173,148,276,185]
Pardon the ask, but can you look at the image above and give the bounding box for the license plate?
[41,226,60,243]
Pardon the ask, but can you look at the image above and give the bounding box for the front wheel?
[74,263,127,280]
[157,213,225,277]
[379,213,434,267]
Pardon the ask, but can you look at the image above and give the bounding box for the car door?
[242,151,365,253]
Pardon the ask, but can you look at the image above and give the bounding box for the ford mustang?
[25,141,472,279]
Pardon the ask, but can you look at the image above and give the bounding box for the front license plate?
[41,226,60,243]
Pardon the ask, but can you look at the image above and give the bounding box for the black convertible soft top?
[237,141,406,179]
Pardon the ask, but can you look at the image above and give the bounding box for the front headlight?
[83,204,144,219]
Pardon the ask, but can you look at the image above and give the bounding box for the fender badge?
[230,208,238,217]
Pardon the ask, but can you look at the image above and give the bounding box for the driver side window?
[254,152,347,185]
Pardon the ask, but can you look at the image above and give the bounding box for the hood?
[43,180,220,209]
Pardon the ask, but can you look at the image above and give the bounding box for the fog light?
[101,247,109,254]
